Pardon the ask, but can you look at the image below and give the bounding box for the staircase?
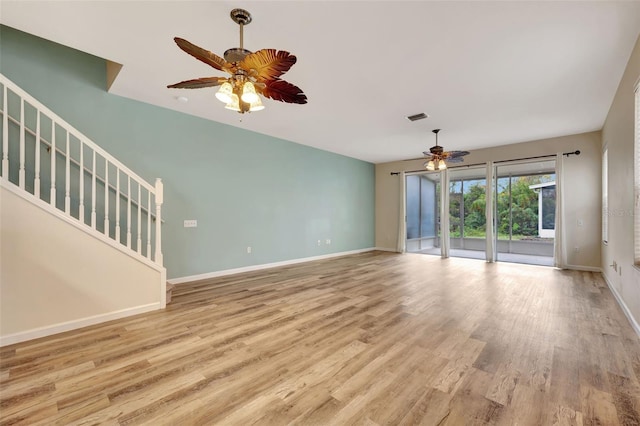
[0,74,167,346]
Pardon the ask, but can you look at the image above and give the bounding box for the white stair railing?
[0,74,163,266]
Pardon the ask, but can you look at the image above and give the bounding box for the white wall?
[0,183,166,346]
[602,35,640,332]
[376,131,602,270]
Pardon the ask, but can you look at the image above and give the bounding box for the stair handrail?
[0,73,163,265]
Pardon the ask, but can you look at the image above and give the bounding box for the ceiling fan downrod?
[432,128,441,146]
[225,9,252,56]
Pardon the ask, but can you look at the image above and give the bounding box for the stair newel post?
[146,191,152,259]
[18,98,25,189]
[2,84,8,179]
[78,140,85,224]
[65,131,70,213]
[137,183,142,254]
[91,150,97,229]
[104,159,109,236]
[50,121,56,205]
[115,168,121,243]
[126,176,131,248]
[154,178,163,266]
[34,111,41,198]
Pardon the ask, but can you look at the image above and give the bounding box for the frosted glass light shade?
[249,96,265,112]
[241,81,259,103]
[224,93,241,111]
[438,159,447,170]
[215,82,233,103]
[426,160,435,171]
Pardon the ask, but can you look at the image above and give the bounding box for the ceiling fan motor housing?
[224,47,252,63]
[430,145,444,155]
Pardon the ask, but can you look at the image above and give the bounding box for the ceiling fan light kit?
[423,129,469,171]
[425,160,435,171]
[167,8,307,114]
[215,82,233,103]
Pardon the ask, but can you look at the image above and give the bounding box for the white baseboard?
[601,272,640,338]
[565,264,602,272]
[168,247,376,285]
[374,247,399,253]
[0,303,161,347]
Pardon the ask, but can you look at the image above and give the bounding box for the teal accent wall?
[0,25,375,279]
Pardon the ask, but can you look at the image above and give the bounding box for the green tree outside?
[448,175,553,240]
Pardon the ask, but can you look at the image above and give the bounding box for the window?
[603,147,608,244]
[634,82,640,264]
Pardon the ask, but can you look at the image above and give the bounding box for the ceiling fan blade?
[259,79,307,104]
[446,150,470,158]
[445,156,467,164]
[239,49,297,82]
[167,77,228,89]
[174,37,233,73]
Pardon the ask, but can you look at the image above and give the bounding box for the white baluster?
[154,178,163,265]
[91,150,97,229]
[50,121,56,205]
[127,176,131,248]
[18,98,25,188]
[147,191,152,259]
[34,111,41,198]
[104,159,109,236]
[115,169,121,243]
[65,132,70,213]
[79,141,84,224]
[137,183,142,253]
[2,84,8,179]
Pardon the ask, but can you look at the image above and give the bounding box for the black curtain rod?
[389,150,580,176]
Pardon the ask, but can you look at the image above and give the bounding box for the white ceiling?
[2,1,639,164]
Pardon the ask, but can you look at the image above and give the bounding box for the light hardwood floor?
[1,251,640,425]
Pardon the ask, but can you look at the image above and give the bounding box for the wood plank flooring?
[1,251,640,425]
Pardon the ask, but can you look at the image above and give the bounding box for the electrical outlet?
[317,240,321,246]
[326,239,331,245]
[184,219,197,228]
[577,219,583,227]
[247,246,252,254]
[574,246,579,252]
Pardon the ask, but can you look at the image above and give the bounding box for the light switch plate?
[184,220,197,228]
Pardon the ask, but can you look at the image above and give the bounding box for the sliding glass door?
[447,167,487,259]
[405,159,557,266]
[494,160,556,266]
[404,167,488,259]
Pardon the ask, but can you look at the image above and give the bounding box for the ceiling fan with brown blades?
[423,129,470,171]
[167,8,307,114]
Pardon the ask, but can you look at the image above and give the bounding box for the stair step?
[166,283,175,304]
